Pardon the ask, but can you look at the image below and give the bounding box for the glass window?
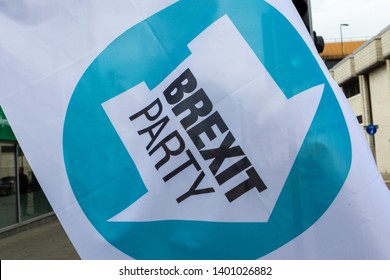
[343,79,360,98]
[0,142,53,230]
[0,107,52,230]
[18,148,52,222]
[0,143,17,228]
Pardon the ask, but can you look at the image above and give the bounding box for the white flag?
[1,0,390,259]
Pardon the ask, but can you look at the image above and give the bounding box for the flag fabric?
[1,0,390,259]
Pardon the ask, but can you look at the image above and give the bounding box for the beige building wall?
[332,25,390,175]
[359,75,376,156]
[347,94,364,118]
[333,57,355,84]
[369,62,390,174]
[354,38,383,75]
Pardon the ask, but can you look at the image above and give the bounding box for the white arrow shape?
[102,15,323,222]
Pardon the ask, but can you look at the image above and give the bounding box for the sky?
[310,0,390,42]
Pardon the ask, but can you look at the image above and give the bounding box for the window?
[343,79,360,98]
[0,143,17,228]
[0,143,52,230]
[18,147,52,222]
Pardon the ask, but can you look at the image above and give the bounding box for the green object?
[0,107,16,141]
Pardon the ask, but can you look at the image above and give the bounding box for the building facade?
[0,107,52,232]
[331,25,390,175]
[321,40,366,69]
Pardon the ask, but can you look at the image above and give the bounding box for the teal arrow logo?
[64,0,351,259]
[102,16,324,223]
